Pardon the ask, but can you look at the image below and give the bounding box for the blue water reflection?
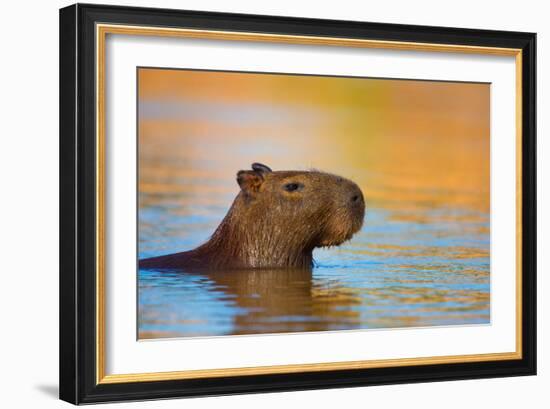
[139,205,489,338]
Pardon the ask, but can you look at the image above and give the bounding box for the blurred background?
[137,68,490,339]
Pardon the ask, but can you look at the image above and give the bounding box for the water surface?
[137,69,490,339]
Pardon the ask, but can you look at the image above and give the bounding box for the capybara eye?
[284,183,303,192]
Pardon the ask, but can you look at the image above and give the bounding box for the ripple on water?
[138,205,489,338]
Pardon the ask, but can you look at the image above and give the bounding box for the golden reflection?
[139,68,489,217]
[137,68,491,338]
[358,244,489,260]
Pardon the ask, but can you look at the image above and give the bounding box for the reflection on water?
[139,204,489,338]
[137,69,490,339]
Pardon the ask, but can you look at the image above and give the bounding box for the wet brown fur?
[139,163,365,270]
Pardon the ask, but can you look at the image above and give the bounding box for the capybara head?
[234,163,365,250]
[139,162,366,270]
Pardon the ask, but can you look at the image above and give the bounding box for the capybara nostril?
[351,194,360,203]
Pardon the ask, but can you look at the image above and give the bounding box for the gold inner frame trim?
[100,352,518,384]
[95,23,523,385]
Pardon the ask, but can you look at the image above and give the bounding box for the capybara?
[139,163,365,270]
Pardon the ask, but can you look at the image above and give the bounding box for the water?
[137,69,490,339]
[138,197,489,339]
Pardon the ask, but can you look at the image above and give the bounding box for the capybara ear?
[251,163,272,174]
[237,170,264,194]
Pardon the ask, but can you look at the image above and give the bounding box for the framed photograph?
[59,3,536,404]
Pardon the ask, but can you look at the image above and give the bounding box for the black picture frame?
[60,3,536,404]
